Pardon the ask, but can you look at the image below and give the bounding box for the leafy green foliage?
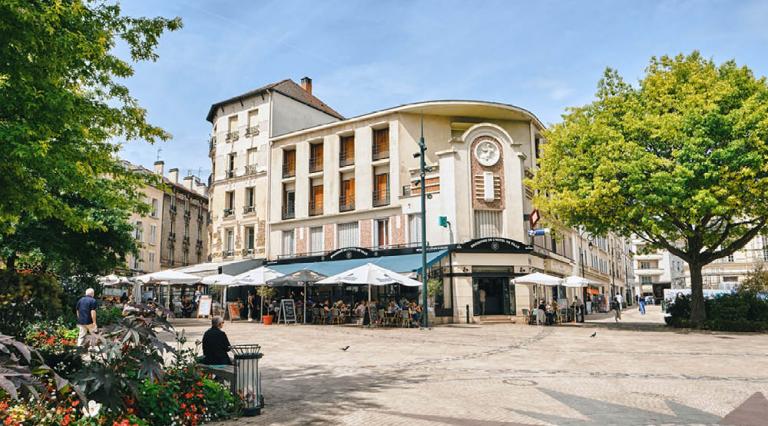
[530,52,768,325]
[0,271,64,337]
[0,333,73,401]
[737,264,768,294]
[666,293,768,331]
[0,0,181,275]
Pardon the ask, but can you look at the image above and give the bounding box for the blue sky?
[118,0,768,178]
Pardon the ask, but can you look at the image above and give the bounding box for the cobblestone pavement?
[169,306,768,425]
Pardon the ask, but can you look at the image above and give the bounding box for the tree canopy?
[530,52,768,324]
[0,1,180,274]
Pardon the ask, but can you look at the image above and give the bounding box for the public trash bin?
[232,344,264,416]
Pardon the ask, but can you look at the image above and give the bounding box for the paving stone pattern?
[168,306,768,425]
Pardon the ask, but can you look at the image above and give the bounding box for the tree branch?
[706,219,768,263]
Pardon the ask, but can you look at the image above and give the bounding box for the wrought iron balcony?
[245,164,259,175]
[245,126,260,137]
[372,189,390,207]
[225,131,239,142]
[339,194,355,212]
[282,163,295,178]
[223,208,234,218]
[282,203,295,220]
[243,205,255,214]
[309,157,323,173]
[309,199,323,216]
[372,144,389,161]
[339,153,354,167]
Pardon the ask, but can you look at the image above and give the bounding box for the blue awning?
[269,250,449,277]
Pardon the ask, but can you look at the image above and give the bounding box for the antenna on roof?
[155,148,162,162]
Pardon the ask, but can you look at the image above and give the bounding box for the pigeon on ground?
[340,346,350,351]
[590,332,597,338]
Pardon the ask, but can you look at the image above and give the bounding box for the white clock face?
[474,140,500,167]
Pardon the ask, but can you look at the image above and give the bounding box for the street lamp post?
[419,115,429,329]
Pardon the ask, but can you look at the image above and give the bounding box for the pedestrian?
[76,288,98,346]
[247,292,255,322]
[479,288,486,315]
[615,293,623,320]
[638,294,646,315]
[536,299,546,325]
[612,296,621,322]
[572,296,583,323]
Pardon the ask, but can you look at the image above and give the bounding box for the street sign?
[439,216,448,227]
[529,209,540,228]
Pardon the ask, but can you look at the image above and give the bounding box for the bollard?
[466,304,470,324]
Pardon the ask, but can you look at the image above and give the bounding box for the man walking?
[638,294,646,315]
[479,288,486,315]
[76,288,98,346]
[615,293,623,320]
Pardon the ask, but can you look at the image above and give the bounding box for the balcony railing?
[208,136,216,152]
[339,153,354,167]
[182,236,190,246]
[168,232,176,242]
[282,163,295,178]
[309,157,323,173]
[309,199,323,216]
[225,169,235,179]
[372,144,389,161]
[282,204,296,220]
[223,208,234,218]
[339,194,355,212]
[242,248,255,256]
[245,126,260,137]
[223,249,234,258]
[245,164,259,175]
[196,240,203,248]
[243,205,256,214]
[225,131,239,142]
[183,210,191,220]
[372,189,390,207]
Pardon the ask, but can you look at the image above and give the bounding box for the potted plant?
[256,286,277,324]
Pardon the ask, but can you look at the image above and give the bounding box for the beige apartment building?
[266,100,633,321]
[675,235,768,290]
[120,160,209,275]
[206,78,342,262]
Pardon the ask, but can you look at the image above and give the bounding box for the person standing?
[638,294,646,315]
[247,292,255,322]
[76,288,98,346]
[615,293,623,320]
[479,288,486,315]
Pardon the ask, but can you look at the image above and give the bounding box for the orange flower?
[71,400,80,407]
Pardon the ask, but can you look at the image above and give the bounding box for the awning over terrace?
[268,250,449,277]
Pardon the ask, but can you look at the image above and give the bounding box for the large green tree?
[0,1,180,273]
[530,52,768,326]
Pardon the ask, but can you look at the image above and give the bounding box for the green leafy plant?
[0,271,64,338]
[530,51,768,326]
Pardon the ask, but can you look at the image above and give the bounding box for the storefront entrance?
[473,277,515,316]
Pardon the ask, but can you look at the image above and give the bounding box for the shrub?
[666,292,768,332]
[97,306,124,327]
[0,271,64,337]
[23,320,81,377]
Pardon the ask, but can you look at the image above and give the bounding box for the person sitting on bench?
[202,316,232,365]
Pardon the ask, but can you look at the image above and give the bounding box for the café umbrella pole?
[419,112,428,329]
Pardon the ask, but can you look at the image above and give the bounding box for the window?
[409,214,422,244]
[134,221,143,242]
[245,226,255,251]
[373,172,389,207]
[182,249,189,266]
[310,226,324,253]
[228,115,238,132]
[372,127,390,160]
[151,198,159,217]
[340,174,355,211]
[339,135,355,166]
[640,276,653,285]
[148,252,155,265]
[763,236,768,261]
[723,276,738,282]
[282,184,295,219]
[282,149,296,178]
[310,143,323,173]
[337,222,359,248]
[727,254,734,262]
[282,230,295,256]
[225,229,234,256]
[473,210,502,238]
[246,110,259,136]
[149,224,157,245]
[224,191,234,217]
[197,223,202,241]
[184,221,189,238]
[309,181,323,216]
[551,237,558,254]
[374,219,389,247]
[244,187,255,213]
[639,261,651,269]
[226,153,236,178]
[246,148,258,174]
[132,252,142,270]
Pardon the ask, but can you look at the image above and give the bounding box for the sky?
[118,0,768,178]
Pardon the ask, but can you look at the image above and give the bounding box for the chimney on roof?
[153,160,164,176]
[300,77,312,95]
[168,168,179,184]
[195,180,208,197]
[183,175,194,191]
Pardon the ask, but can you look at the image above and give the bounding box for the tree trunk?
[6,252,16,272]
[689,263,706,326]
